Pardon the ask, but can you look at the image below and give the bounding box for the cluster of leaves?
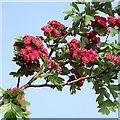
[0,88,31,119]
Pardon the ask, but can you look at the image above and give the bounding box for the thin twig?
[29,68,120,89]
[94,3,106,11]
[29,68,108,88]
[105,32,110,42]
[17,77,20,88]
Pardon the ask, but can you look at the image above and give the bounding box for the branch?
[29,68,120,89]
[0,101,4,107]
[94,3,106,11]
[17,77,20,88]
[29,68,108,88]
[105,32,110,42]
[20,64,44,90]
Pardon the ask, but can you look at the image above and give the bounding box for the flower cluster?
[14,35,61,74]
[9,88,27,111]
[105,53,120,65]
[17,35,49,62]
[107,16,120,31]
[47,59,61,72]
[66,39,99,64]
[41,20,67,37]
[84,32,100,49]
[91,15,108,36]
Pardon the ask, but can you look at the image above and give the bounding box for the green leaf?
[98,107,110,115]
[48,74,64,84]
[98,99,114,108]
[71,15,83,22]
[85,15,95,26]
[64,11,73,15]
[70,2,79,12]
[9,72,21,77]
[4,110,16,119]
[110,89,118,99]
[109,27,119,37]
[15,38,23,43]
[104,89,110,99]
[64,15,70,20]
[70,84,81,95]
[94,27,108,36]
[0,103,11,114]
[0,103,25,118]
[39,70,56,78]
[12,90,20,97]
[70,84,76,95]
[17,100,30,109]
[0,88,5,94]
[114,5,120,10]
[22,111,31,118]
[80,36,89,47]
[101,74,110,84]
[96,94,104,104]
[98,42,109,47]
[56,86,62,91]
[61,67,70,75]
[108,84,120,91]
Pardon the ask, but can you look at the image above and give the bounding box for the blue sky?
[0,1,119,118]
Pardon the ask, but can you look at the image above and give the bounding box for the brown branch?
[0,101,4,107]
[29,68,120,89]
[20,64,44,90]
[28,68,108,88]
[105,32,110,42]
[17,77,20,88]
[94,3,106,11]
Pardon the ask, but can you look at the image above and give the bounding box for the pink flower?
[72,50,78,58]
[34,37,43,46]
[42,20,67,37]
[53,29,60,37]
[105,54,120,65]
[25,44,33,52]
[71,39,81,44]
[23,35,34,44]
[19,49,27,57]
[82,56,89,63]
[29,53,37,61]
[47,59,61,72]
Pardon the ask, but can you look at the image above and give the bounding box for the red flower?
[82,56,89,64]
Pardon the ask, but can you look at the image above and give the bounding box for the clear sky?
[0,1,119,118]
